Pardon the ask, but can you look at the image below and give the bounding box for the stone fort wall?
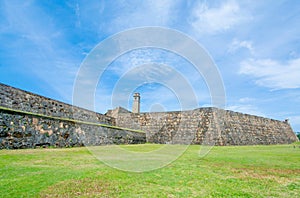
[111,107,298,145]
[0,83,114,124]
[0,83,298,149]
[0,83,146,149]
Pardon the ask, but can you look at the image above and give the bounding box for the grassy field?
[0,144,299,197]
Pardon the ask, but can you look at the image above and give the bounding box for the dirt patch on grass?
[209,162,300,185]
[40,178,113,198]
[231,168,300,185]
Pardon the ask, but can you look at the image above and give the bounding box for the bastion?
[0,83,298,149]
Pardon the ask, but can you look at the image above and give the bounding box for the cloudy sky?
[0,0,300,131]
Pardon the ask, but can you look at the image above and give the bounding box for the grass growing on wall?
[0,106,145,134]
[0,144,299,197]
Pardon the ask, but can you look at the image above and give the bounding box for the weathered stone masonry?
[0,83,146,149]
[0,83,114,124]
[108,107,298,145]
[0,82,298,149]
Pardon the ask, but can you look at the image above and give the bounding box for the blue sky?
[0,0,300,132]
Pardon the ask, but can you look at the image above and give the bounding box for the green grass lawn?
[0,144,299,197]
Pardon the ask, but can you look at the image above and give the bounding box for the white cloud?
[239,58,300,89]
[109,63,200,110]
[228,39,254,54]
[101,48,212,110]
[238,97,254,103]
[189,0,249,34]
[226,104,265,117]
[1,1,81,102]
[74,3,81,28]
[288,116,300,132]
[108,49,155,75]
[227,97,265,117]
[106,0,176,33]
[289,116,300,124]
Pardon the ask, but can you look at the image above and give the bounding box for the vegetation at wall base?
[0,144,299,197]
[296,132,300,141]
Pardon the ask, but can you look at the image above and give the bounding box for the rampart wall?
[113,108,298,145]
[0,82,298,149]
[0,83,146,149]
[0,83,114,124]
